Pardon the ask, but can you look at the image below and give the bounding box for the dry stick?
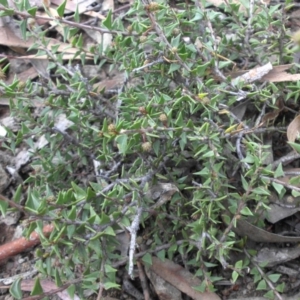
[141,0,204,91]
[261,176,300,193]
[0,193,27,215]
[96,259,105,300]
[270,151,300,170]
[244,248,283,300]
[136,260,152,300]
[0,5,136,36]
[194,0,227,82]
[127,206,143,278]
[0,224,54,263]
[21,278,82,300]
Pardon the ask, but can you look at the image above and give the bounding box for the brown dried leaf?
[145,267,182,300]
[21,279,80,300]
[230,217,300,242]
[0,26,93,59]
[254,246,300,267]
[148,257,221,300]
[287,115,300,150]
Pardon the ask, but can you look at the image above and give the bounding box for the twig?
[270,151,300,169]
[244,248,283,300]
[194,0,226,82]
[0,5,136,36]
[127,207,143,278]
[255,102,267,127]
[261,176,300,193]
[0,224,54,263]
[0,193,27,214]
[137,260,152,300]
[132,57,165,73]
[96,258,106,300]
[236,132,250,170]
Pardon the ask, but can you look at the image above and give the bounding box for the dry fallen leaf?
[0,26,93,59]
[230,64,300,83]
[232,62,273,84]
[287,115,300,151]
[254,246,300,267]
[147,256,221,300]
[230,217,300,243]
[21,279,80,300]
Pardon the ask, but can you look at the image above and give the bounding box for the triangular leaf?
[10,278,23,299]
[102,10,112,30]
[57,0,67,17]
[30,277,44,295]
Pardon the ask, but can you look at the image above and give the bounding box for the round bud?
[172,28,180,36]
[148,2,159,11]
[127,25,133,33]
[159,113,167,122]
[17,81,26,91]
[142,142,152,152]
[108,124,116,133]
[139,106,147,115]
[139,36,147,43]
[171,47,177,54]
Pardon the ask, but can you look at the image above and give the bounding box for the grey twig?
[127,207,143,278]
[132,57,165,73]
[270,151,300,170]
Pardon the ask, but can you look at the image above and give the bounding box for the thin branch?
[244,248,283,300]
[127,206,143,278]
[0,5,136,36]
[137,260,152,300]
[270,151,300,169]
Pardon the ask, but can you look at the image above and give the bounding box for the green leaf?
[20,19,27,40]
[67,285,76,299]
[193,281,206,292]
[142,253,152,266]
[263,290,274,299]
[288,142,300,154]
[103,282,120,289]
[272,182,285,196]
[241,175,248,190]
[0,198,8,215]
[104,226,116,236]
[168,63,181,74]
[202,150,214,158]
[232,270,239,283]
[102,9,113,30]
[105,264,117,273]
[27,6,37,16]
[252,187,270,196]
[71,182,87,200]
[274,163,284,178]
[289,175,300,186]
[30,277,43,295]
[55,268,62,287]
[74,4,79,22]
[268,273,280,283]
[256,279,267,290]
[157,250,166,261]
[0,0,8,7]
[13,185,22,204]
[56,0,67,17]
[115,135,128,154]
[0,8,14,16]
[276,282,285,293]
[10,278,23,299]
[67,205,77,220]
